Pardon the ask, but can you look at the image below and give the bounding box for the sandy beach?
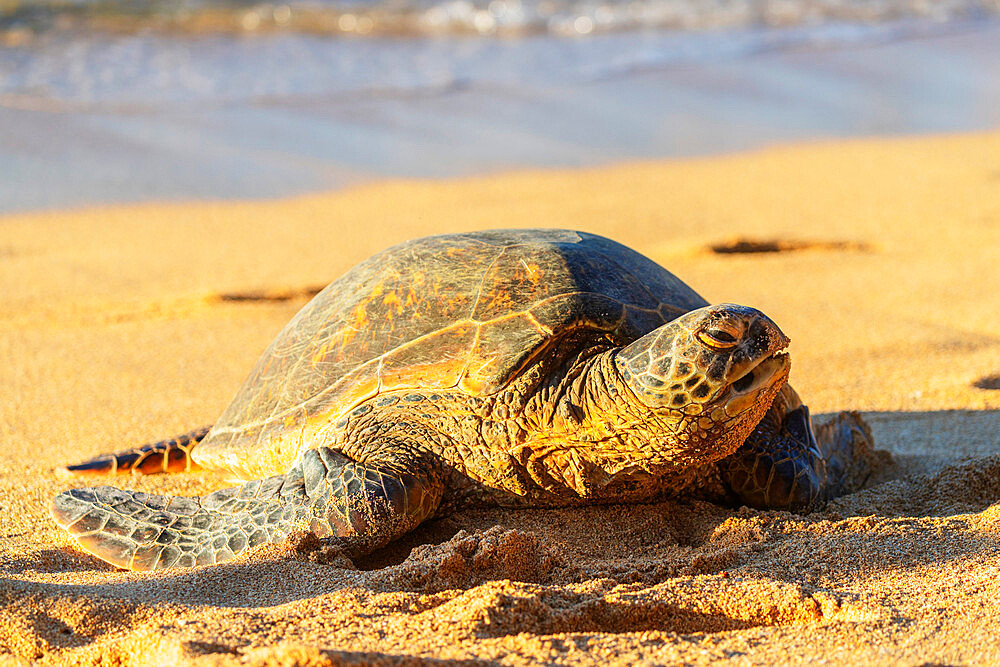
[2,130,999,665]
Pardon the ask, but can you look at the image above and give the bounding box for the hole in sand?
[709,237,873,255]
[973,375,1000,390]
[214,285,325,303]
[356,517,464,571]
[426,577,839,638]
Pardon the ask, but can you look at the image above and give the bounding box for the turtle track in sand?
[973,375,1000,390]
[708,237,874,255]
[213,285,327,303]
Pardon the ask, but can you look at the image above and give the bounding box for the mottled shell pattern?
[196,229,709,477]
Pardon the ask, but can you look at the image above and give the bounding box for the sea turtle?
[51,229,874,571]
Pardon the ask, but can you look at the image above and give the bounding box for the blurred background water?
[1,0,998,212]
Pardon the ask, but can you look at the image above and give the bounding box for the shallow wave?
[2,0,998,40]
[0,16,995,110]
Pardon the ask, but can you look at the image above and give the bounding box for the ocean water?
[3,0,998,39]
[1,0,999,212]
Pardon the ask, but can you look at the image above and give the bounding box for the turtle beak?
[713,307,791,416]
[724,351,790,417]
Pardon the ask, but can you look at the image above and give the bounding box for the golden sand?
[1,131,999,665]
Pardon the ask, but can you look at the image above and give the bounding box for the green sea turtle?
[51,229,874,571]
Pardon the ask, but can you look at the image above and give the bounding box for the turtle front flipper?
[719,386,878,510]
[50,447,444,571]
[61,426,211,476]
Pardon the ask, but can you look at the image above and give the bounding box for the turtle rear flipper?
[61,426,211,476]
[51,447,443,570]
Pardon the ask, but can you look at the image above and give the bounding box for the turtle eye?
[698,328,739,349]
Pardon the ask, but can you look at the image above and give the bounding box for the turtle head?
[613,303,791,461]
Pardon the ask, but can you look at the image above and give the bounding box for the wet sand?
[1,130,999,665]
